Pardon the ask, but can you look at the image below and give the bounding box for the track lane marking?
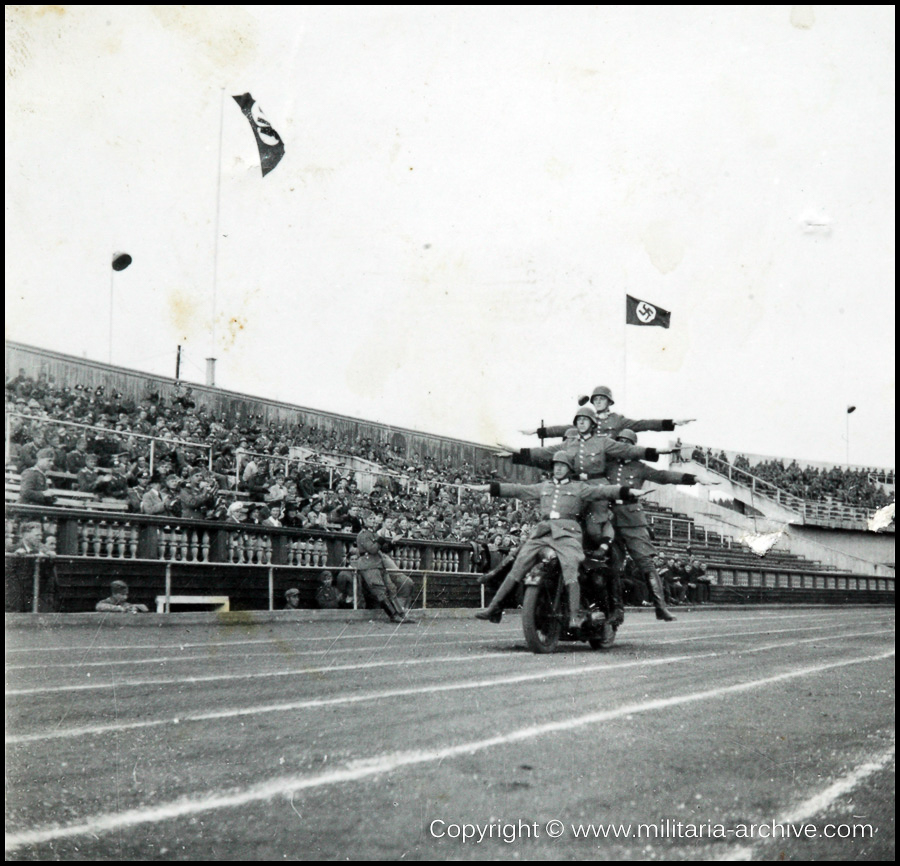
[3,610,873,655]
[722,742,896,860]
[5,650,893,853]
[6,624,893,697]
[7,629,894,744]
[7,620,879,672]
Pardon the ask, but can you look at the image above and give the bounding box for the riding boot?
[606,569,625,627]
[475,571,519,621]
[381,598,414,624]
[566,580,583,631]
[643,567,676,621]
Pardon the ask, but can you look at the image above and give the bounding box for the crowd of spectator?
[687,445,893,510]
[6,370,541,550]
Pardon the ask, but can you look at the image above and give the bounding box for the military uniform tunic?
[488,479,627,587]
[604,459,697,570]
[538,412,676,441]
[513,435,660,545]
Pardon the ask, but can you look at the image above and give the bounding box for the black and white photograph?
[5,6,895,860]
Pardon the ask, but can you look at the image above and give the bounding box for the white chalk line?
[5,649,893,853]
[722,740,896,860]
[4,610,869,655]
[6,622,894,698]
[5,619,868,673]
[4,636,511,672]
[7,628,894,744]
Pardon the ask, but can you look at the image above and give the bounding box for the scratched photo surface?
[5,6,895,861]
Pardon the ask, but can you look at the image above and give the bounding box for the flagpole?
[209,87,226,387]
[623,294,628,407]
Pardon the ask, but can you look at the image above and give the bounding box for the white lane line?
[4,610,871,655]
[7,628,894,744]
[4,637,509,671]
[5,620,866,672]
[6,625,894,698]
[4,650,893,853]
[723,741,896,860]
[3,651,505,697]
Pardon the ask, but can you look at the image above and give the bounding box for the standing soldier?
[604,429,717,622]
[521,385,695,441]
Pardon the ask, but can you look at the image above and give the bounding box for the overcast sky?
[5,6,895,468]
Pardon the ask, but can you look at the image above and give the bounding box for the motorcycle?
[521,547,618,654]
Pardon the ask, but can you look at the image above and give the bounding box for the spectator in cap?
[95,580,148,613]
[283,587,301,610]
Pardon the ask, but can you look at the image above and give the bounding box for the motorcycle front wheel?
[522,578,564,654]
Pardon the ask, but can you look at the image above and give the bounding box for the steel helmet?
[590,385,615,406]
[573,404,598,426]
[552,451,575,470]
[616,428,638,445]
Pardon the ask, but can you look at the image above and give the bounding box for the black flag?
[232,93,285,177]
[626,294,671,329]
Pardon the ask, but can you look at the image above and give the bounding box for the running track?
[5,606,895,860]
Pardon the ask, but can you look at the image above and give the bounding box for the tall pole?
[846,405,856,465]
[108,267,114,363]
[622,299,628,408]
[208,87,226,388]
[175,344,182,380]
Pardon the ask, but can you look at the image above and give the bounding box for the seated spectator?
[96,580,149,613]
[141,477,167,515]
[161,474,184,517]
[126,470,151,513]
[315,571,341,609]
[224,501,247,524]
[177,471,217,519]
[263,503,283,527]
[684,549,711,603]
[18,448,57,506]
[281,501,304,528]
[283,587,301,610]
[12,521,54,557]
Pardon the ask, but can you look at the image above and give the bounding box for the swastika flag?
[233,93,285,177]
[626,294,671,328]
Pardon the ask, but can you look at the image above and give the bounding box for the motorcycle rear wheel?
[522,580,564,654]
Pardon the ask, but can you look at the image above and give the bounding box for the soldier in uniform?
[471,451,633,629]
[355,528,416,623]
[604,428,716,622]
[18,448,57,506]
[521,385,695,442]
[509,404,672,549]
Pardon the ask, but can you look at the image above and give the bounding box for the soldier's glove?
[619,486,637,503]
[577,395,590,406]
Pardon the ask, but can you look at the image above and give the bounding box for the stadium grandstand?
[6,341,895,614]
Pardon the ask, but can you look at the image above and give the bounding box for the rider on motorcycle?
[471,450,635,629]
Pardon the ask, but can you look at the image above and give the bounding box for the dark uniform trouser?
[359,554,414,609]
[616,525,669,613]
[584,502,615,549]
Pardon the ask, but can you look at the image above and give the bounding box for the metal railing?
[679,450,879,526]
